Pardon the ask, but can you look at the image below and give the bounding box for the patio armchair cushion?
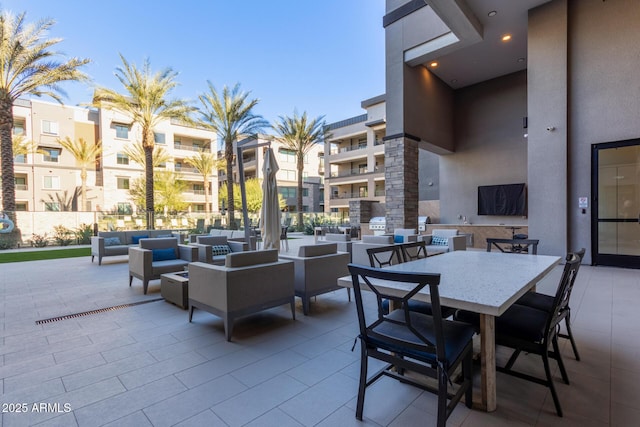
[152,248,177,261]
[104,237,121,246]
[211,245,232,256]
[131,235,149,244]
[431,236,449,246]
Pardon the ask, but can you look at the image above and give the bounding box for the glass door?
[592,140,640,268]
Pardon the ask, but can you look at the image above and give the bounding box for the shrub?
[52,225,74,246]
[75,223,93,244]
[30,233,49,248]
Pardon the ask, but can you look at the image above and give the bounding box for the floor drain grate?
[35,298,164,325]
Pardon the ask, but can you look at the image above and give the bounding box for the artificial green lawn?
[0,247,91,263]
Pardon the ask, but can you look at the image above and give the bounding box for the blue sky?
[6,0,385,125]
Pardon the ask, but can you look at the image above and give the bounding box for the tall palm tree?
[198,82,268,229]
[0,10,90,244]
[272,111,329,230]
[124,140,170,169]
[93,54,194,229]
[56,137,101,211]
[186,150,216,221]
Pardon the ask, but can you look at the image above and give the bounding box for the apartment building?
[8,98,218,214]
[217,134,325,213]
[324,95,386,216]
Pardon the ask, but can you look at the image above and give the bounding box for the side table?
[160,271,189,309]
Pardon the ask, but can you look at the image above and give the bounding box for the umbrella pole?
[237,140,271,250]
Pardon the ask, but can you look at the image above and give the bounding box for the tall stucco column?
[384,134,419,232]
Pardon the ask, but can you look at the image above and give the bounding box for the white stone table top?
[338,250,561,316]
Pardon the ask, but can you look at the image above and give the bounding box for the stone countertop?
[338,250,560,316]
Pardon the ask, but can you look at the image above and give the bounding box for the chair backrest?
[348,264,445,360]
[486,238,539,255]
[432,229,458,238]
[545,251,583,341]
[562,247,585,308]
[367,245,404,268]
[400,241,428,262]
[280,226,288,240]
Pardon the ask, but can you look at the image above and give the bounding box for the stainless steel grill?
[369,217,386,235]
[418,216,431,232]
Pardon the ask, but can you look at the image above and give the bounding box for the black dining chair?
[515,248,585,360]
[367,244,456,318]
[400,240,429,262]
[455,251,582,417]
[348,264,474,427]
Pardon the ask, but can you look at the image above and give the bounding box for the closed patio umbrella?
[260,148,281,250]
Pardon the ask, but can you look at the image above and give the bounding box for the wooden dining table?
[337,250,561,412]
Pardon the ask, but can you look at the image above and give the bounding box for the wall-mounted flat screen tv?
[477,183,527,216]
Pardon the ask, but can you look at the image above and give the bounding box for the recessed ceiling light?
[450,79,458,84]
[502,34,512,42]
[488,11,497,17]
[430,61,439,68]
[517,57,526,63]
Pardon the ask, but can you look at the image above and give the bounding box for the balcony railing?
[330,192,368,200]
[15,184,28,191]
[328,166,383,178]
[174,142,204,152]
[329,144,367,155]
[174,165,198,174]
[374,189,385,197]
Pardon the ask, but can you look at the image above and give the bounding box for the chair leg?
[302,298,310,316]
[552,336,570,385]
[290,299,296,320]
[347,288,351,302]
[355,341,368,421]
[143,280,149,295]
[189,306,195,322]
[542,351,563,417]
[91,255,94,263]
[437,365,448,427]
[129,275,133,287]
[224,315,234,341]
[464,350,473,408]
[564,314,581,361]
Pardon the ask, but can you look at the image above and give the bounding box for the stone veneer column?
[384,135,419,232]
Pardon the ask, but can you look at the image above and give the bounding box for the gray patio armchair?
[279,243,351,315]
[192,235,248,265]
[128,237,197,294]
[188,249,295,341]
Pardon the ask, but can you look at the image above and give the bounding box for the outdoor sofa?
[91,229,181,265]
[191,235,249,265]
[418,229,467,255]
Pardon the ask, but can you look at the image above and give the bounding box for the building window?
[44,202,60,211]
[14,154,26,163]
[42,148,60,163]
[279,149,296,163]
[279,187,297,198]
[13,119,26,135]
[116,152,129,165]
[16,202,27,211]
[302,171,308,179]
[43,176,60,189]
[15,177,27,191]
[42,120,59,135]
[279,169,296,180]
[154,132,166,144]
[115,124,129,139]
[359,186,368,197]
[117,203,132,214]
[193,184,204,194]
[117,177,130,190]
[302,188,309,197]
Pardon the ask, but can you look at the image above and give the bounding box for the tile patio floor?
[1,234,639,426]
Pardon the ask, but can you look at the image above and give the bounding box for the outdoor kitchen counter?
[424,224,529,250]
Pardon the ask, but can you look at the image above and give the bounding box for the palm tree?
[93,54,194,229]
[186,150,216,221]
[56,137,101,211]
[197,82,268,229]
[124,140,170,169]
[0,10,90,244]
[272,111,329,230]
